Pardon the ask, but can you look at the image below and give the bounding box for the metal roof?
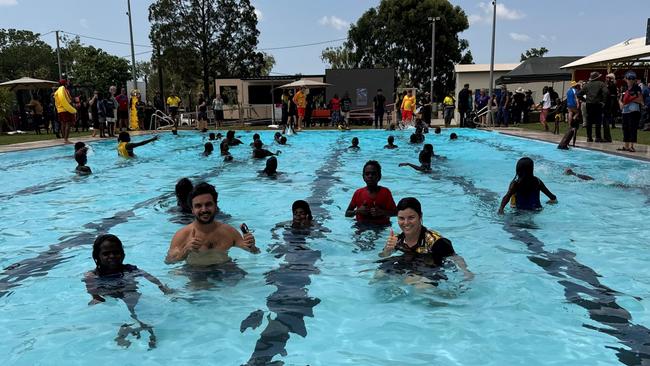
[561,37,650,69]
[454,63,520,73]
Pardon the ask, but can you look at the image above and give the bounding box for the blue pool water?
[1,129,649,365]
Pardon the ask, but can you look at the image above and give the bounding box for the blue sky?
[1,0,648,76]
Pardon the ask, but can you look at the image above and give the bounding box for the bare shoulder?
[217,222,240,238]
[171,225,192,242]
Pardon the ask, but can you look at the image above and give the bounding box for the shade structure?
[277,79,332,89]
[561,37,650,69]
[0,77,58,91]
[495,56,582,85]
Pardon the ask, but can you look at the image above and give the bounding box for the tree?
[60,37,131,94]
[0,29,57,81]
[260,53,275,76]
[321,46,356,69]
[322,0,470,100]
[520,47,548,61]
[149,0,269,97]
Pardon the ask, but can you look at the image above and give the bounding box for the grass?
[0,131,93,145]
[518,121,650,146]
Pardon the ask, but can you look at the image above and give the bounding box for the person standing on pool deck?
[165,182,259,265]
[345,160,397,225]
[498,157,557,214]
[54,79,76,144]
[117,132,159,158]
[379,197,472,280]
[293,87,307,130]
[167,91,182,129]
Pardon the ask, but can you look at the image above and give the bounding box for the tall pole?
[55,30,62,79]
[127,0,137,91]
[157,47,164,100]
[428,17,440,101]
[487,0,497,127]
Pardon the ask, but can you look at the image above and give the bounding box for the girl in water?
[498,157,557,214]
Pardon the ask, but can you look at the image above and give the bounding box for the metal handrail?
[151,110,175,130]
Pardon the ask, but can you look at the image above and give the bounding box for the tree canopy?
[149,0,271,97]
[520,47,549,61]
[0,29,57,81]
[321,0,471,99]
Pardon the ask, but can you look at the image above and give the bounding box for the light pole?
[487,0,497,127]
[428,16,440,101]
[127,0,137,91]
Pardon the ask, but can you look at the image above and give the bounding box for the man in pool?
[165,182,259,266]
[345,160,397,225]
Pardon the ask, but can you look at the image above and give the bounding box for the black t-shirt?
[396,227,455,266]
[373,95,386,111]
[458,88,470,109]
[341,97,352,112]
[198,97,207,112]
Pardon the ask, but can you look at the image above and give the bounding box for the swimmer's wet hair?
[209,133,216,140]
[450,133,458,140]
[423,144,433,153]
[253,133,260,140]
[74,142,86,151]
[118,131,131,142]
[387,135,394,142]
[292,200,313,220]
[204,142,214,153]
[434,127,441,134]
[92,234,124,266]
[265,156,278,172]
[363,160,382,176]
[175,177,193,200]
[396,197,422,217]
[189,182,218,204]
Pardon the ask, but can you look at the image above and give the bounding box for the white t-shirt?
[542,92,551,109]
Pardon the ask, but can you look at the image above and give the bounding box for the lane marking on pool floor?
[244,136,346,366]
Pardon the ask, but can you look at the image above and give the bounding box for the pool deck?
[1,125,649,162]
[491,127,650,162]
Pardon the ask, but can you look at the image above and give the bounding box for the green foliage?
[0,29,57,81]
[149,0,270,97]
[323,0,470,99]
[520,47,549,61]
[61,37,131,94]
[321,46,356,69]
[260,53,275,76]
[0,87,15,125]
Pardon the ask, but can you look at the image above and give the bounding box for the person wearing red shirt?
[345,160,397,225]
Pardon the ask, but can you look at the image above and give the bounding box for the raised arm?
[127,135,159,150]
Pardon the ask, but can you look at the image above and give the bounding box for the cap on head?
[625,71,637,80]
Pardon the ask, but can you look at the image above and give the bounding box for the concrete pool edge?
[492,128,650,162]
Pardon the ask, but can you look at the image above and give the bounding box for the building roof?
[496,56,583,84]
[561,37,650,69]
[454,63,520,73]
[216,75,324,81]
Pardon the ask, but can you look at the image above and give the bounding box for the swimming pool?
[1,129,649,365]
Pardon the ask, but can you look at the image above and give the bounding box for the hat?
[624,71,637,80]
[515,87,525,94]
[589,72,601,81]
[59,79,67,86]
[606,73,615,79]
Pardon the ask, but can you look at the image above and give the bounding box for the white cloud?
[540,34,557,42]
[319,16,350,31]
[254,8,263,21]
[509,32,530,42]
[0,0,17,6]
[470,2,525,24]
[79,18,88,29]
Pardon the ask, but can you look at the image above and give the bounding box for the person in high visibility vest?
[54,79,77,144]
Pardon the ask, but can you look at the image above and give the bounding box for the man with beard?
[165,182,259,266]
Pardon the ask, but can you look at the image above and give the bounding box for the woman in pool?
[291,200,313,228]
[498,157,557,214]
[117,132,158,157]
[175,177,194,213]
[379,197,472,281]
[260,156,279,177]
[399,144,433,172]
[84,234,172,349]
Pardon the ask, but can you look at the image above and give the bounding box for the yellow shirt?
[401,95,416,112]
[293,91,306,108]
[443,96,455,107]
[167,96,181,107]
[117,142,130,157]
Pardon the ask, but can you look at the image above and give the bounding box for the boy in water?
[498,157,557,214]
[348,137,360,150]
[260,156,279,177]
[409,126,425,143]
[84,234,172,349]
[74,142,92,175]
[117,132,159,158]
[399,144,433,172]
[225,130,244,146]
[203,142,214,156]
[252,140,280,159]
[384,135,398,149]
[220,140,233,162]
[345,160,397,225]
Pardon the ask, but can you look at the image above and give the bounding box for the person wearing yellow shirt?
[293,87,307,130]
[443,92,456,127]
[400,89,416,125]
[167,92,182,128]
[54,79,77,144]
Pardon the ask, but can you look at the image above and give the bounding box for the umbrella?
[277,79,332,89]
[0,77,58,91]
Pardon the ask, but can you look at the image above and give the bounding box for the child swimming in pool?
[498,157,557,214]
[84,234,172,349]
[348,137,360,150]
[384,135,398,149]
[74,142,92,175]
[399,144,433,172]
